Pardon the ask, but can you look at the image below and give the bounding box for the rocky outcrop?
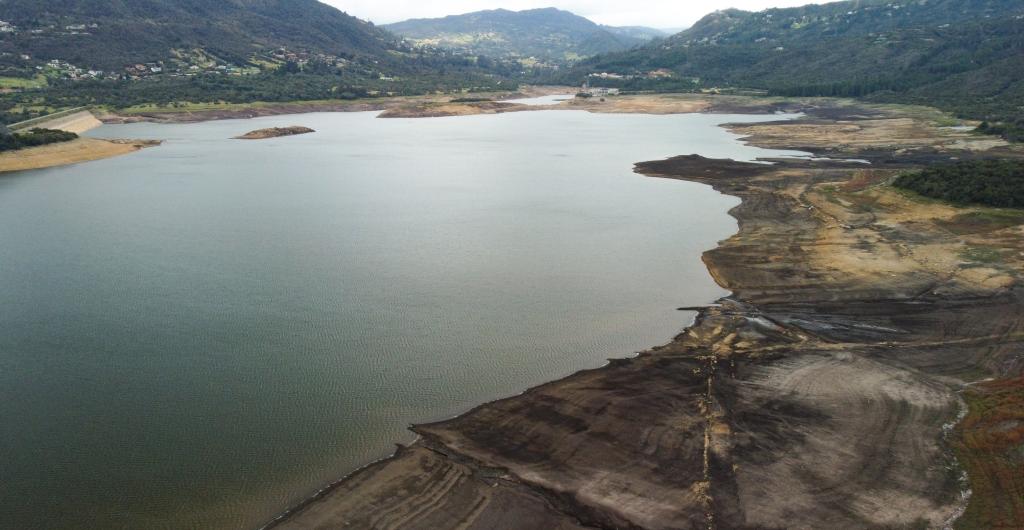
[234,126,315,140]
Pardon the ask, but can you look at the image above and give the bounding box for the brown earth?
[266,98,1024,529]
[0,137,160,173]
[379,93,718,118]
[380,93,717,118]
[234,126,315,140]
[378,100,532,118]
[97,101,392,124]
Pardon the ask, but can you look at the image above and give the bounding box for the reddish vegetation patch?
[955,377,1024,529]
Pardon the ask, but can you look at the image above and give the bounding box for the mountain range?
[385,8,666,64]
[1,0,1022,133]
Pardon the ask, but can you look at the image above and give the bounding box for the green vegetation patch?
[954,377,1024,529]
[959,246,1007,265]
[0,128,78,153]
[893,160,1024,209]
[561,2,1024,138]
[0,75,47,89]
[978,120,1024,144]
[939,210,1024,235]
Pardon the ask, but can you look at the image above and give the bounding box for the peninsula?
[0,110,159,173]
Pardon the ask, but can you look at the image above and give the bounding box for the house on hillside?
[646,68,674,79]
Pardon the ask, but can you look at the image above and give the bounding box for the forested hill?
[568,0,1024,123]
[0,0,522,125]
[0,0,399,71]
[385,8,665,64]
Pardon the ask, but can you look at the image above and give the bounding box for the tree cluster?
[978,120,1024,144]
[0,128,78,152]
[893,160,1024,208]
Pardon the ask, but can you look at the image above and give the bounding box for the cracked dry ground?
[271,102,1024,530]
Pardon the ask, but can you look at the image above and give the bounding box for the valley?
[2,0,1023,528]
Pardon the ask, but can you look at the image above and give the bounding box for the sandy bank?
[267,99,1024,529]
[98,101,392,124]
[378,100,528,118]
[0,137,160,173]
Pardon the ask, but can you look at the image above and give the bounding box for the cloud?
[324,0,834,28]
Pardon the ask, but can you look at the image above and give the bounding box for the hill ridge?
[567,0,1024,125]
[385,7,665,64]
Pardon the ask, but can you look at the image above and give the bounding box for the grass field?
[0,75,47,89]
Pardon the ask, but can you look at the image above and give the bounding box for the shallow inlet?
[0,110,807,529]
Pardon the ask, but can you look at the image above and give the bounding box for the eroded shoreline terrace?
[269,97,1024,529]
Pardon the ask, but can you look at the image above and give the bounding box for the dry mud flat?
[0,137,159,173]
[97,101,392,124]
[97,88,768,124]
[271,100,1024,529]
[378,92,717,118]
[378,100,533,118]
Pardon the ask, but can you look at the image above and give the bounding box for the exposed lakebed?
[0,110,805,529]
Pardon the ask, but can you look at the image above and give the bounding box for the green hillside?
[0,0,517,124]
[0,0,402,71]
[385,8,663,64]
[566,0,1024,127]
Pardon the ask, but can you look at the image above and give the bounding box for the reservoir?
[0,109,804,529]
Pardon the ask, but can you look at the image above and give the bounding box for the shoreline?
[0,88,787,176]
[1,110,160,173]
[266,98,1024,529]
[93,87,808,125]
[0,137,160,173]
[93,86,576,124]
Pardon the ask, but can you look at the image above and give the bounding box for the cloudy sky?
[324,0,833,28]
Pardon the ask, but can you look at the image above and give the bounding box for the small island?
[234,126,315,140]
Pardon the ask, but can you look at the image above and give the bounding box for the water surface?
[0,110,804,529]
[505,94,575,105]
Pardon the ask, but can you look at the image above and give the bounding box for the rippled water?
[0,110,805,529]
